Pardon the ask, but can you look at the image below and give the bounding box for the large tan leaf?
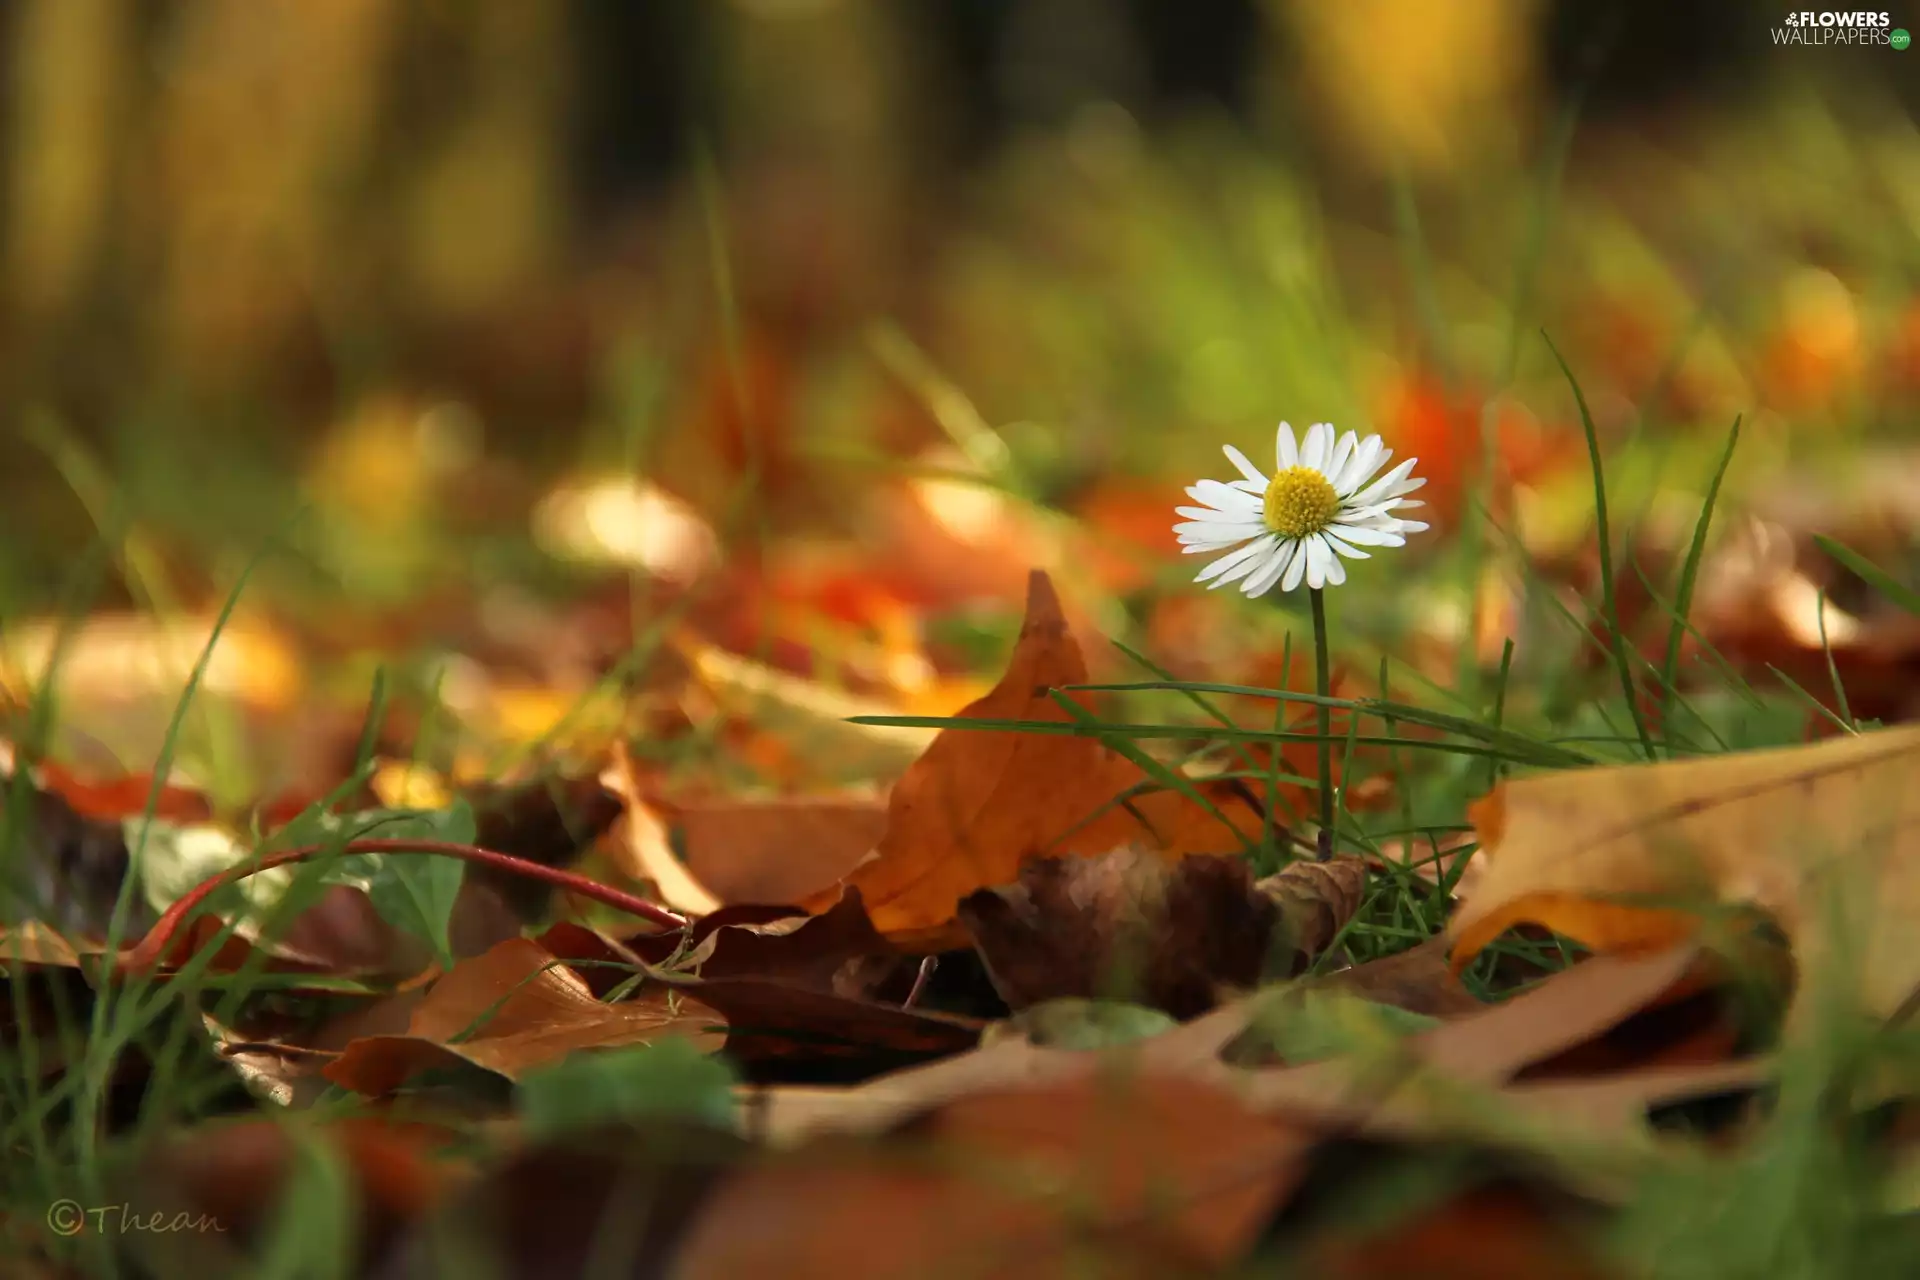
[806,571,1268,946]
[1449,724,1920,1020]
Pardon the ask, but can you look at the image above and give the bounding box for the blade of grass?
[1660,415,1741,753]
[77,531,282,1200]
[1544,331,1656,759]
[1482,638,1516,794]
[1815,589,1856,732]
[1047,692,1261,858]
[846,712,1578,764]
[1766,664,1856,738]
[1814,534,1920,618]
[1060,682,1602,768]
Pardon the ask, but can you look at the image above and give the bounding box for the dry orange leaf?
[325,938,724,1095]
[1449,724,1920,1021]
[679,797,886,907]
[806,570,1265,946]
[604,749,884,913]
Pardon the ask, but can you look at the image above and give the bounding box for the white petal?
[1301,423,1332,473]
[1280,540,1310,592]
[1174,505,1252,525]
[1275,421,1298,469]
[1325,431,1357,490]
[1175,519,1263,544]
[1336,436,1388,495]
[1187,480,1261,512]
[1196,537,1271,584]
[1302,537,1330,589]
[1320,538,1347,586]
[1393,519,1431,534]
[1221,444,1268,488]
[1326,522,1405,547]
[1348,459,1420,509]
[1241,541,1293,597]
[1323,532,1369,560]
[1338,503,1407,524]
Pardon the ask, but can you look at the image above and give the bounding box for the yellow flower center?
[1263,466,1341,538]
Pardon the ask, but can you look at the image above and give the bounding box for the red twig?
[119,838,690,974]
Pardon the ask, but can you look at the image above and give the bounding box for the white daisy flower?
[1174,421,1429,596]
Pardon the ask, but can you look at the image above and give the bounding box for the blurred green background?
[0,0,1914,677]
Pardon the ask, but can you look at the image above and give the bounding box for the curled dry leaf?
[807,571,1267,947]
[957,846,1369,1018]
[1449,724,1920,1022]
[1302,937,1486,1020]
[1260,856,1371,962]
[325,938,724,1095]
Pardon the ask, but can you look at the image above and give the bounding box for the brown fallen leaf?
[679,1071,1312,1279]
[806,571,1268,947]
[539,889,902,1000]
[325,938,724,1095]
[958,846,1367,1018]
[686,978,982,1072]
[1304,937,1486,1019]
[1449,724,1920,1022]
[1262,856,1372,962]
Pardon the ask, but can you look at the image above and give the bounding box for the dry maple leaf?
[1449,723,1920,1023]
[806,570,1268,946]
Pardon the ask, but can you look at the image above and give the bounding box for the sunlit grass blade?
[1660,415,1741,753]
[1815,589,1856,731]
[1059,681,1601,768]
[1544,330,1656,759]
[1814,533,1920,618]
[1047,692,1261,858]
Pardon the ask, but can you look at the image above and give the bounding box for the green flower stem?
[1310,586,1335,860]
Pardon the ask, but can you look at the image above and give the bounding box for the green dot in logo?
[1894,27,1912,49]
